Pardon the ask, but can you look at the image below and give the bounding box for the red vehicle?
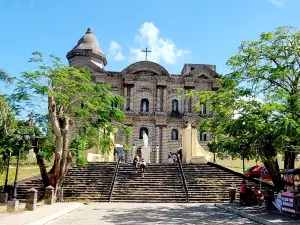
[243,166,272,180]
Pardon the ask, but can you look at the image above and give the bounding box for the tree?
[195,85,286,188]
[0,70,16,173]
[11,52,129,199]
[225,26,300,169]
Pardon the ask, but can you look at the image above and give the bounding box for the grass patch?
[226,167,244,174]
[0,166,42,186]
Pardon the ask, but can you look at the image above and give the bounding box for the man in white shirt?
[140,158,147,178]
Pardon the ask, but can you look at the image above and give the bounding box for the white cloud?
[268,0,284,7]
[130,22,189,64]
[108,41,125,61]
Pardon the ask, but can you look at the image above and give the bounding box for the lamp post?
[12,132,30,200]
[4,151,11,192]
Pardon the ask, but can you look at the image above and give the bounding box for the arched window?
[172,99,179,112]
[140,99,149,112]
[201,104,206,114]
[171,129,178,140]
[139,127,148,139]
[112,102,117,108]
[200,132,207,141]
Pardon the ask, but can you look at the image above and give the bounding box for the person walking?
[168,152,173,163]
[140,158,147,178]
[177,147,182,162]
[240,180,247,206]
[133,155,139,173]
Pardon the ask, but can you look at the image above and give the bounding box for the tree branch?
[48,96,61,137]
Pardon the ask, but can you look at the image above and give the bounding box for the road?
[47,203,259,225]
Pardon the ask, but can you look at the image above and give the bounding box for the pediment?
[197,74,210,79]
[133,71,157,76]
[122,61,169,76]
[78,60,106,74]
[187,65,219,79]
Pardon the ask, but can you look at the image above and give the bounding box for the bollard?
[44,185,55,205]
[25,188,38,211]
[229,188,236,203]
[0,192,8,203]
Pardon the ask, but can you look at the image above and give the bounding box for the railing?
[109,157,121,202]
[177,155,189,202]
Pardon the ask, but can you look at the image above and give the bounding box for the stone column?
[132,145,136,159]
[25,188,38,211]
[130,86,134,111]
[156,87,160,111]
[44,185,55,205]
[155,127,160,146]
[163,88,167,112]
[184,89,188,113]
[156,145,159,163]
[124,86,127,110]
[127,133,133,163]
[161,127,168,162]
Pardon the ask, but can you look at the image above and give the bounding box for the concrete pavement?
[0,202,83,225]
[216,203,300,225]
[47,203,258,225]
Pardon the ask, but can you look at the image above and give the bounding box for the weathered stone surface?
[0,192,8,203]
[67,28,219,163]
[25,188,38,211]
[44,185,55,205]
[7,199,19,211]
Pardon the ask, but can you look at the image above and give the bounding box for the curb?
[214,204,280,225]
[28,203,83,225]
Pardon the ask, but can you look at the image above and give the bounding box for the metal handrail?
[177,155,189,202]
[109,157,121,202]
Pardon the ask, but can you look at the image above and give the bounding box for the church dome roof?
[73,28,103,52]
[121,61,170,76]
[67,28,107,66]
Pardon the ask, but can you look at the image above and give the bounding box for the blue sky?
[1,0,300,93]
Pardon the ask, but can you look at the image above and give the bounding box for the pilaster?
[156,88,161,111]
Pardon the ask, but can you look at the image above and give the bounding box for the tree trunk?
[261,145,284,190]
[32,139,50,189]
[284,151,296,169]
[47,96,73,201]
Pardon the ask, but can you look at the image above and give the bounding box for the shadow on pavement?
[99,204,257,225]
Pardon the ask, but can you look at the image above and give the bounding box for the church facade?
[66,28,220,163]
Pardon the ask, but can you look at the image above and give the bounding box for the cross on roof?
[141,47,151,61]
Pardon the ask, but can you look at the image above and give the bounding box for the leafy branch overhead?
[194,26,300,188]
[10,52,130,199]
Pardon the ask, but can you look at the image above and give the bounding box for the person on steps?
[133,155,139,174]
[168,152,173,163]
[140,158,147,178]
[177,147,182,162]
[240,180,247,206]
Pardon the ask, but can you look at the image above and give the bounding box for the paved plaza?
[47,203,258,225]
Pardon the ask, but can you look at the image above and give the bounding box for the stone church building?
[66,28,220,162]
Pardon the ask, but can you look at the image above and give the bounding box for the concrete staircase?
[6,162,273,204]
[110,163,187,203]
[182,163,272,203]
[16,178,44,202]
[62,162,116,202]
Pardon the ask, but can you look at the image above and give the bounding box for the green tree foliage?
[11,52,130,199]
[0,70,16,173]
[195,26,300,188]
[226,26,300,169]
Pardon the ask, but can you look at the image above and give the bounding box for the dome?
[73,28,103,53]
[67,28,107,67]
[121,61,170,76]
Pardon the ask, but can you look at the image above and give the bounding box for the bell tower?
[66,28,107,69]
